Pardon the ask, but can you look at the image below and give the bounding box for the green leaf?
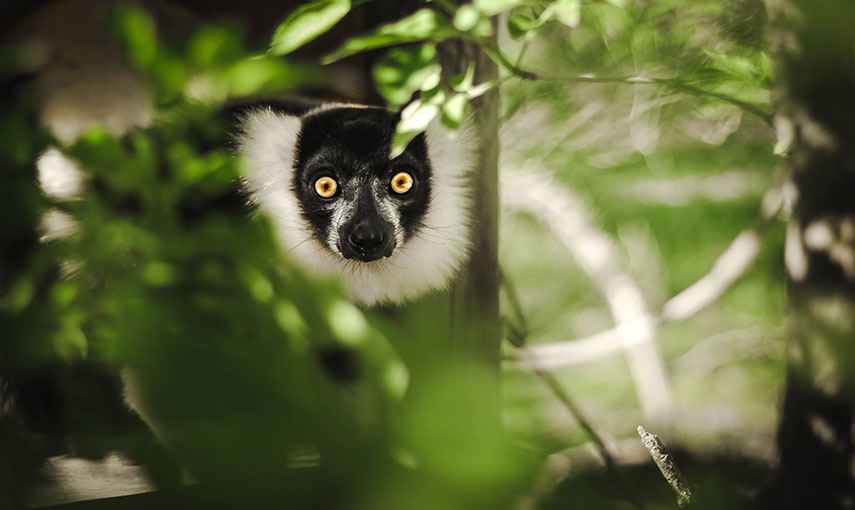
[506,11,545,39]
[472,16,494,37]
[466,80,494,99]
[327,300,368,346]
[8,278,34,312]
[188,25,244,67]
[374,44,442,107]
[474,0,530,16]
[144,261,175,287]
[391,99,440,158]
[270,0,351,56]
[114,4,158,67]
[323,9,454,63]
[453,5,482,31]
[226,58,304,97]
[451,63,476,92]
[548,0,580,28]
[441,93,470,130]
[703,50,772,87]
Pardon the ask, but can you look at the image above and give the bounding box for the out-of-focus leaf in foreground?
[270,0,351,56]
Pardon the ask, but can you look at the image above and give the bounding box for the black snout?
[340,220,394,262]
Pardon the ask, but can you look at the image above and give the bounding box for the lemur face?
[238,103,474,306]
[293,108,431,263]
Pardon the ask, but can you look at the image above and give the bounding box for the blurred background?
[2,0,853,509]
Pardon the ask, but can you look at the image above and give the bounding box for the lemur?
[234,101,475,306]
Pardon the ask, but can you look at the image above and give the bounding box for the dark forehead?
[297,107,429,163]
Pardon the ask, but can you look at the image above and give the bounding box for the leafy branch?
[512,72,773,125]
[269,0,773,152]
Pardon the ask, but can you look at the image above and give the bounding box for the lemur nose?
[340,219,394,262]
[348,222,386,255]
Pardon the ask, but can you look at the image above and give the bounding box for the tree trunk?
[366,1,502,415]
[763,1,855,507]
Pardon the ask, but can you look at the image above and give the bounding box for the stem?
[465,34,539,80]
[520,72,773,125]
[514,39,532,69]
[500,267,530,346]
[519,349,646,510]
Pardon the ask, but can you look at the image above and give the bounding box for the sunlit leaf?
[323,9,455,63]
[506,11,547,39]
[226,58,302,97]
[704,49,772,87]
[391,99,440,158]
[382,360,409,400]
[548,0,581,27]
[474,0,531,16]
[453,4,482,31]
[440,93,470,130]
[270,0,351,56]
[466,80,494,98]
[451,63,476,92]
[472,16,494,37]
[328,300,367,345]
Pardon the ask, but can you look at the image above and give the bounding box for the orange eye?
[314,176,337,198]
[390,172,413,194]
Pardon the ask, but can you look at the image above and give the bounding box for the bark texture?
[763,1,855,507]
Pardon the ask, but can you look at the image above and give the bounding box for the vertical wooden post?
[441,35,501,396]
[365,1,501,416]
[763,1,855,507]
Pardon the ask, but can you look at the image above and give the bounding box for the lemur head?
[237,103,474,306]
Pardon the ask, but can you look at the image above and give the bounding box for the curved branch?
[514,179,787,370]
[502,166,672,424]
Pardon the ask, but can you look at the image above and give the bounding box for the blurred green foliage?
[1,3,533,508]
[1,0,791,507]
[496,1,784,496]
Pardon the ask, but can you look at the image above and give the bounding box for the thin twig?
[519,349,646,510]
[637,426,694,507]
[487,59,773,125]
[533,74,772,126]
[500,266,530,347]
[504,269,643,507]
[514,38,532,70]
[465,34,539,80]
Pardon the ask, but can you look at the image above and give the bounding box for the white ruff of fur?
[238,106,475,306]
